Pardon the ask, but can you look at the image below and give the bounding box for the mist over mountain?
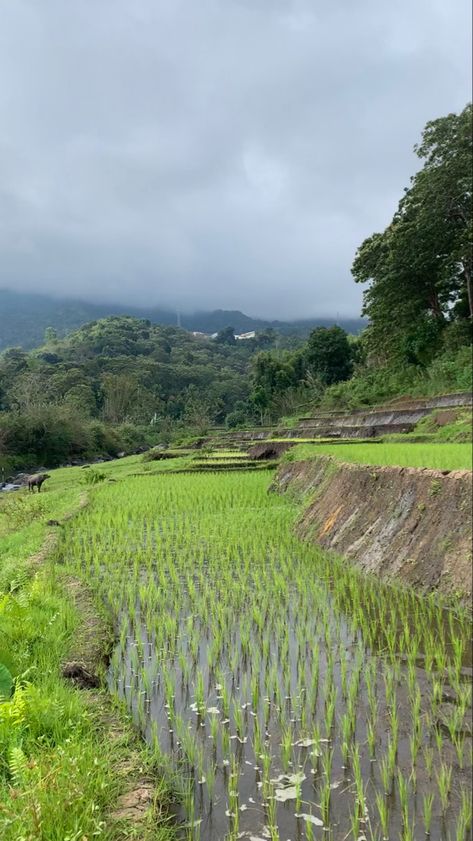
[0,289,366,351]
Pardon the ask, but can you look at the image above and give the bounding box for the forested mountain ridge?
[0,314,358,470]
[0,316,267,427]
[0,288,365,351]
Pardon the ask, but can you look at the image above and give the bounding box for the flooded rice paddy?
[65,471,472,840]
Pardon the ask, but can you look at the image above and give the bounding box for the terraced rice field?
[62,468,472,840]
[288,442,472,472]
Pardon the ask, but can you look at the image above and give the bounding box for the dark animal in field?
[27,473,50,493]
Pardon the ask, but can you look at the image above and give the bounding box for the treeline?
[0,318,300,471]
[0,316,360,472]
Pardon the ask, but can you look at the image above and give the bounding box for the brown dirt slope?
[273,457,472,598]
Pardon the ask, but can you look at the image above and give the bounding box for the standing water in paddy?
[64,472,472,840]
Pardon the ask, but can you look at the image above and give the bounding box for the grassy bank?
[0,478,178,841]
[287,441,473,471]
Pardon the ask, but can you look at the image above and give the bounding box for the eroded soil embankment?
[273,457,472,597]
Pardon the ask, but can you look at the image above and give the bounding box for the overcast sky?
[0,1,470,319]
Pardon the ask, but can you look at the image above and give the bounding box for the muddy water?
[108,577,472,841]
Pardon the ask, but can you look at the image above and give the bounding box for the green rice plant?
[341,739,350,767]
[266,786,280,841]
[423,792,434,836]
[436,762,452,815]
[397,770,409,829]
[281,724,292,771]
[325,685,337,736]
[401,820,415,841]
[379,751,393,797]
[206,761,216,806]
[375,790,390,840]
[367,718,376,759]
[453,731,466,769]
[460,787,472,832]
[305,817,315,841]
[434,724,444,754]
[349,800,361,840]
[233,703,244,739]
[321,745,334,781]
[389,705,399,746]
[351,744,365,814]
[320,777,331,828]
[423,744,434,779]
[409,730,421,767]
[209,713,219,745]
[261,748,272,800]
[222,725,230,760]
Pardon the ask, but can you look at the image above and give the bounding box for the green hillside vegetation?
[0,317,289,472]
[0,315,363,473]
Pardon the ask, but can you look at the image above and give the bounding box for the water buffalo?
[27,473,50,493]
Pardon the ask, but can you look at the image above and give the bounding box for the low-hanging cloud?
[0,0,470,318]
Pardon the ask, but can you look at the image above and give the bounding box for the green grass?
[0,477,178,841]
[409,408,472,443]
[287,441,472,471]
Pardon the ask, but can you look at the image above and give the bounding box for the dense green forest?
[0,104,471,473]
[0,313,363,471]
[0,319,279,471]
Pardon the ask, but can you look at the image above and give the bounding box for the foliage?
[249,326,356,421]
[0,316,293,467]
[0,664,13,700]
[353,104,472,366]
[82,469,107,485]
[321,344,472,409]
[214,325,236,345]
[305,325,353,384]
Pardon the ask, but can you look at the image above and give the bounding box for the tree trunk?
[464,263,473,320]
[428,290,443,319]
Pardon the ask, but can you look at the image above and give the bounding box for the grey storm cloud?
[0,0,470,318]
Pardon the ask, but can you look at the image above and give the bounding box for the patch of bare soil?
[433,409,459,426]
[247,441,294,460]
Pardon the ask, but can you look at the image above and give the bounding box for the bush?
[0,409,157,471]
[320,345,472,410]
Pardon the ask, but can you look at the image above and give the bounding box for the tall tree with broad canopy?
[353,104,472,366]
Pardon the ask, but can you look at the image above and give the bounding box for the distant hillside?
[0,289,365,350]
